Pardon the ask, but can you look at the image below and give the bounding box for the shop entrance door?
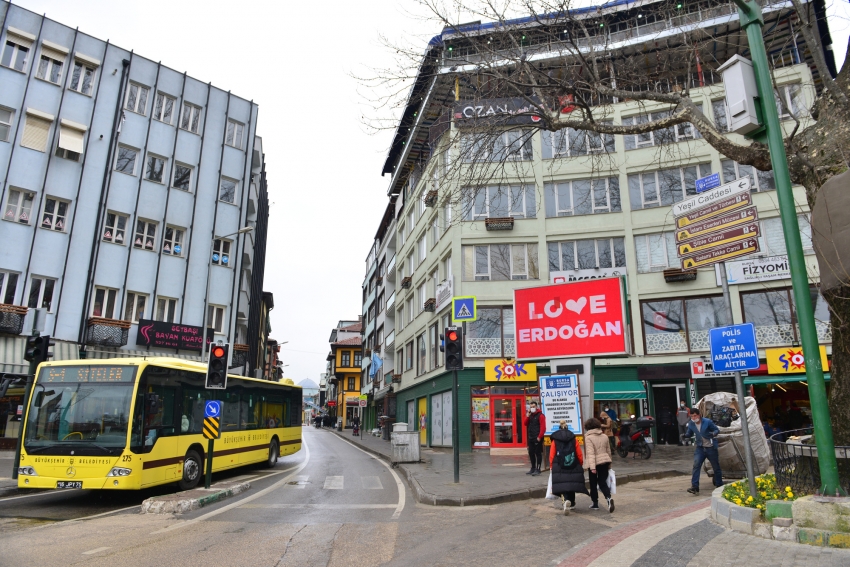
[490,396,525,447]
[431,391,452,446]
[652,384,686,445]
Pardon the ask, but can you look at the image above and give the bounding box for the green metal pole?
[732,0,842,495]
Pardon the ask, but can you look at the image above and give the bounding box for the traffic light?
[444,327,464,371]
[24,335,53,365]
[206,343,229,389]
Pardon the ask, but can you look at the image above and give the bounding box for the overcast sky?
[13,0,850,384]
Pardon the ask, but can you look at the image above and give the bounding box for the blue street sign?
[452,296,477,322]
[709,323,759,372]
[695,172,721,193]
[204,400,222,419]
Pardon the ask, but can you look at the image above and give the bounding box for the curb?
[331,430,686,506]
[140,480,251,514]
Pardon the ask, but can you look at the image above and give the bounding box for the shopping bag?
[546,471,555,499]
[607,469,617,495]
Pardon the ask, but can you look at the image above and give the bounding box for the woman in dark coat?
[549,419,589,515]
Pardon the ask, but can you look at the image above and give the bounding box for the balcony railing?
[85,317,131,347]
[464,338,516,358]
[387,254,397,278]
[385,330,395,350]
[386,292,396,311]
[0,304,27,336]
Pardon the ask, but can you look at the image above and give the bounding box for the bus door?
[131,371,181,485]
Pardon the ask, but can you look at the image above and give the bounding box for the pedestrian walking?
[603,404,618,424]
[676,400,690,445]
[549,420,589,515]
[658,405,674,445]
[584,418,615,512]
[523,401,546,476]
[599,412,616,453]
[684,408,723,494]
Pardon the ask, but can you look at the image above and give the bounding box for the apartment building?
[325,318,362,427]
[360,0,835,452]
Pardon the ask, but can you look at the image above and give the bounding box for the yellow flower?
[747,496,754,502]
[788,492,794,498]
[761,492,767,497]
[785,486,792,492]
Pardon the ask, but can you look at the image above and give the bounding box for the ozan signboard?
[513,277,628,360]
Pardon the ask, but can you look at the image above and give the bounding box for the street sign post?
[677,222,760,256]
[695,172,721,193]
[676,207,758,242]
[709,323,760,372]
[676,192,752,229]
[671,177,751,217]
[681,237,760,270]
[203,401,222,489]
[452,296,477,323]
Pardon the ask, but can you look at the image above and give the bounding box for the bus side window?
[221,389,241,431]
[181,387,206,434]
[266,395,283,429]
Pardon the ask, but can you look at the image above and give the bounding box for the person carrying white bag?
[584,417,615,513]
[608,469,617,495]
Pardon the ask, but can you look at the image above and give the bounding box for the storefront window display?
[464,306,515,358]
[471,385,540,448]
[642,296,730,354]
[1,394,24,446]
[741,286,831,347]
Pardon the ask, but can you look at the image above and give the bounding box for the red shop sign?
[513,277,628,360]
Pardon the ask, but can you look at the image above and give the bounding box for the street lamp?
[201,226,253,362]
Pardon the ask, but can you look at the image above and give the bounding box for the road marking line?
[150,440,311,534]
[331,434,406,520]
[0,489,80,502]
[82,547,112,555]
[323,476,344,490]
[225,474,257,482]
[361,476,383,489]
[240,503,397,509]
[287,475,309,489]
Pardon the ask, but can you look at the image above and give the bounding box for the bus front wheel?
[265,439,279,468]
[178,450,202,490]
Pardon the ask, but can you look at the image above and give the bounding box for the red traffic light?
[447,330,458,341]
[211,346,226,358]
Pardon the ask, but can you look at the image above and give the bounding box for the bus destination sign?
[135,319,215,352]
[43,366,137,383]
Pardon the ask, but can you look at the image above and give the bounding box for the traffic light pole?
[731,0,842,495]
[205,439,214,489]
[452,369,459,484]
[11,316,41,480]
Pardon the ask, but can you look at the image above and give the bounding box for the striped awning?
[0,337,79,374]
[593,380,647,400]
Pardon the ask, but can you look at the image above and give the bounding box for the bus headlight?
[107,467,132,477]
[18,466,37,476]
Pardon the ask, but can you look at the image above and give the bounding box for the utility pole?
[730,0,842,495]
[12,310,42,480]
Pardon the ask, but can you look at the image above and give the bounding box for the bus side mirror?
[34,391,44,408]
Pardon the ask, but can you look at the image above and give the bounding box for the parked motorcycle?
[617,415,656,459]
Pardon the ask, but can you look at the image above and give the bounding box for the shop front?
[345,396,361,428]
[591,371,646,425]
[0,387,24,450]
[471,360,540,449]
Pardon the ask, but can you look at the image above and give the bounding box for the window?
[348,377,355,391]
[341,351,351,367]
[0,107,12,142]
[2,36,30,72]
[36,45,65,84]
[463,185,537,220]
[115,145,138,175]
[0,271,19,304]
[407,299,415,325]
[712,99,729,133]
[462,243,539,281]
[634,232,679,273]
[377,292,385,313]
[68,58,96,95]
[26,276,55,311]
[212,239,231,266]
[405,341,414,371]
[628,164,713,210]
[758,215,813,257]
[144,154,166,183]
[180,102,202,133]
[21,112,52,152]
[55,120,85,160]
[416,333,426,375]
[465,306,515,358]
[133,220,157,250]
[541,125,615,158]
[219,177,237,204]
[354,351,363,366]
[417,282,426,313]
[155,297,177,323]
[92,286,118,318]
[622,107,702,150]
[207,305,225,332]
[153,92,176,124]
[442,253,452,283]
[548,238,626,273]
[461,129,533,162]
[172,163,192,192]
[162,226,184,256]
[742,286,831,346]
[443,200,452,232]
[775,84,806,120]
[225,119,244,149]
[721,160,775,192]
[407,251,415,276]
[103,212,128,244]
[125,83,149,115]
[429,323,438,370]
[429,216,439,248]
[4,188,34,224]
[543,178,620,217]
[417,235,426,263]
[40,197,69,231]
[123,292,147,322]
[641,296,730,354]
[398,223,405,247]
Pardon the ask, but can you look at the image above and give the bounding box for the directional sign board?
[452,296,477,323]
[676,191,752,229]
[677,222,760,256]
[203,401,222,440]
[204,400,222,418]
[671,177,751,218]
[695,172,721,193]
[681,237,760,269]
[676,207,758,243]
[709,323,760,372]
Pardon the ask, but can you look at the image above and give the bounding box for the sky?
[12,0,850,384]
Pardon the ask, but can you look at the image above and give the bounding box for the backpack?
[556,438,578,469]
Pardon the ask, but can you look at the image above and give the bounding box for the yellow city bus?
[16,357,301,491]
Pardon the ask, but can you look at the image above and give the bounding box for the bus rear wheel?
[178,450,202,490]
[265,439,279,468]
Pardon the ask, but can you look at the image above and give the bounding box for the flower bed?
[722,473,802,513]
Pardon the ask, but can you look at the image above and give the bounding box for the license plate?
[56,481,82,489]
[644,436,653,444]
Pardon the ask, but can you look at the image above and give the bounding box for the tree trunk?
[826,284,850,446]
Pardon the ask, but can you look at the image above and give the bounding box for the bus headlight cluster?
[17,466,37,476]
[107,467,132,477]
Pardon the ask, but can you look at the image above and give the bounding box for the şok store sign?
[513,277,628,360]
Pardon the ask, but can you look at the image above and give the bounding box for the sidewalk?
[0,450,20,497]
[330,428,693,506]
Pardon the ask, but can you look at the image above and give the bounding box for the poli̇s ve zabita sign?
[709,323,760,372]
[513,277,628,360]
[539,374,582,436]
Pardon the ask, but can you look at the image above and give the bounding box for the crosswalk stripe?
[286,475,309,489]
[323,476,344,490]
[361,476,383,489]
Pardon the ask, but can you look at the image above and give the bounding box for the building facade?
[361,0,836,452]
[325,319,362,427]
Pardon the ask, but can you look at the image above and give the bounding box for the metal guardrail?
[769,428,850,496]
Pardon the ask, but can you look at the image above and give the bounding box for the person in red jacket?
[523,401,546,476]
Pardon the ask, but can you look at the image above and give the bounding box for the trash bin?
[392,422,408,433]
[337,418,343,432]
[391,431,421,463]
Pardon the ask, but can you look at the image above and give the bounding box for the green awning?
[745,373,831,386]
[594,380,647,400]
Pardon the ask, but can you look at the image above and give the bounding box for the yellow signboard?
[765,346,829,374]
[484,359,537,382]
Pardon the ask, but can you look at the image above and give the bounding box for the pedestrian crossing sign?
[452,296,477,323]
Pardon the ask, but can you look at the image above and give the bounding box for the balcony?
[386,291,396,312]
[85,317,131,347]
[485,217,514,231]
[231,343,249,368]
[401,276,412,289]
[424,298,436,312]
[424,190,438,207]
[385,330,395,350]
[0,305,27,335]
[387,254,396,279]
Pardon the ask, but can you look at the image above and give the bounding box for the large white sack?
[697,391,770,478]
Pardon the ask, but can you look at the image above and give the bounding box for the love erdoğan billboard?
[513,277,628,360]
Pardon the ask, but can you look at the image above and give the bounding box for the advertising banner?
[513,277,627,360]
[135,319,215,352]
[453,97,543,128]
[550,268,625,284]
[539,374,583,436]
[765,346,829,374]
[484,359,537,382]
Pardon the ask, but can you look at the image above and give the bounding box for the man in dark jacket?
[684,408,722,494]
[549,422,589,515]
[523,401,546,476]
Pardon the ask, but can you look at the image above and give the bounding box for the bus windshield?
[24,365,137,456]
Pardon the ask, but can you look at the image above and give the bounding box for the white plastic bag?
[546,471,555,499]
[607,469,617,495]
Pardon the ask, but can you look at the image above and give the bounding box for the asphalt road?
[0,427,711,567]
